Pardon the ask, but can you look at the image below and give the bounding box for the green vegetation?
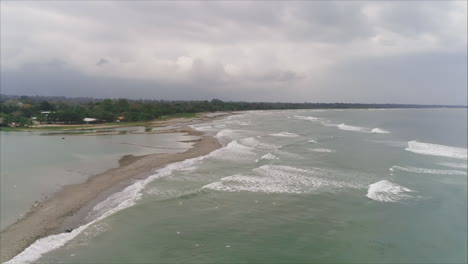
[0,97,209,128]
[1,94,465,128]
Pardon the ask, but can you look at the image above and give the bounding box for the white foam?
[6,155,205,264]
[320,121,339,127]
[337,123,368,132]
[269,132,299,137]
[293,115,319,121]
[390,165,467,175]
[366,180,413,202]
[215,129,246,145]
[260,153,279,160]
[215,129,239,139]
[308,139,318,143]
[273,150,304,160]
[203,165,357,194]
[439,162,468,170]
[192,125,214,131]
[225,120,250,126]
[310,148,335,153]
[406,141,467,160]
[238,137,277,150]
[371,128,390,134]
[207,140,257,161]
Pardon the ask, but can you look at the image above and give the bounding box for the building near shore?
[83,118,98,124]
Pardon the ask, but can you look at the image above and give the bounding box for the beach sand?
[0,126,222,262]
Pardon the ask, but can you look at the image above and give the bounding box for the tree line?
[0,95,465,127]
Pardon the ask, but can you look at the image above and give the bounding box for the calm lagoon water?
[0,131,197,229]
[6,109,467,264]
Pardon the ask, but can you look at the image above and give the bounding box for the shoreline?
[0,123,223,262]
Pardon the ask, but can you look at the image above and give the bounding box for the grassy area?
[0,113,201,132]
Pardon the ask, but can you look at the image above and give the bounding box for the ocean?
[6,109,468,263]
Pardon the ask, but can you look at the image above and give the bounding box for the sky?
[1,1,467,104]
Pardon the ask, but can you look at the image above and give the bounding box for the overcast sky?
[1,1,467,104]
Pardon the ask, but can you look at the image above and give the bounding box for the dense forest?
[0,94,465,127]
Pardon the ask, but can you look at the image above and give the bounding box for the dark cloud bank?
[1,1,466,104]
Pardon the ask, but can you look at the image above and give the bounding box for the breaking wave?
[324,123,390,134]
[238,137,277,150]
[208,140,257,161]
[390,165,467,175]
[269,132,300,137]
[366,180,413,202]
[310,148,335,153]
[371,128,390,134]
[259,153,279,160]
[439,162,468,170]
[203,165,359,194]
[405,141,467,160]
[293,115,319,121]
[337,124,368,132]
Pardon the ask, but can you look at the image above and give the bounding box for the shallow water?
[0,131,197,229]
[8,109,467,263]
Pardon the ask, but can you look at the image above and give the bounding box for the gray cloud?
[96,58,109,66]
[1,1,466,104]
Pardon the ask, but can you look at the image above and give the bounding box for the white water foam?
[366,180,413,202]
[273,150,305,160]
[238,137,277,150]
[207,140,257,161]
[406,141,467,160]
[325,123,391,134]
[293,115,319,121]
[203,165,358,194]
[320,121,339,127]
[225,120,251,126]
[269,132,299,137]
[337,123,368,132]
[194,125,214,131]
[6,155,206,264]
[390,165,467,175]
[215,129,246,145]
[259,153,279,161]
[439,162,468,170]
[308,139,318,143]
[371,128,390,134]
[310,148,335,153]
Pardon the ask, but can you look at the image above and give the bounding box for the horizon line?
[0,93,467,108]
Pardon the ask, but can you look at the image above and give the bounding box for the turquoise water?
[8,109,467,264]
[0,131,197,230]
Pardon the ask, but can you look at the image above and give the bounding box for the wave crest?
[366,180,413,202]
[269,132,300,137]
[406,141,467,160]
[371,128,390,134]
[203,165,358,194]
[390,165,466,175]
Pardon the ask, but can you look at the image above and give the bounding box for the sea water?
[7,109,467,263]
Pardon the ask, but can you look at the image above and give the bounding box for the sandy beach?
[0,123,222,262]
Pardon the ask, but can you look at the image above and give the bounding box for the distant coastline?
[2,94,467,109]
[1,93,465,131]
